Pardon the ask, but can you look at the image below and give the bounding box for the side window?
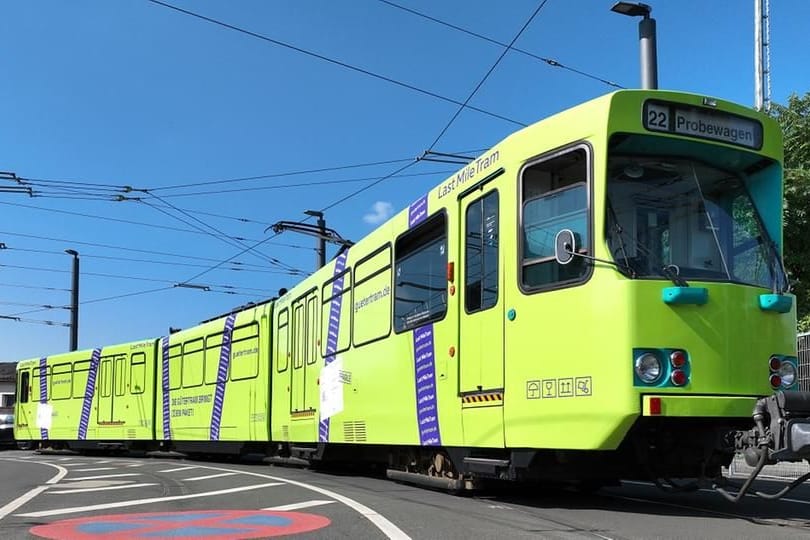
[321,271,351,357]
[51,363,72,400]
[130,352,146,394]
[353,245,392,346]
[18,370,30,404]
[99,358,112,398]
[394,213,448,333]
[306,297,318,365]
[521,148,590,289]
[72,360,90,398]
[231,323,260,380]
[465,191,499,313]
[293,303,305,369]
[204,333,224,385]
[168,344,182,390]
[277,309,289,372]
[114,356,126,396]
[33,366,47,402]
[182,338,204,388]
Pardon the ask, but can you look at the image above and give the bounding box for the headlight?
[635,352,662,383]
[779,362,797,387]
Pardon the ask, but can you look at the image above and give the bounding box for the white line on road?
[158,466,199,473]
[49,483,159,495]
[183,472,237,482]
[264,500,336,511]
[67,473,142,481]
[161,463,412,540]
[72,467,116,472]
[0,459,68,521]
[17,483,284,518]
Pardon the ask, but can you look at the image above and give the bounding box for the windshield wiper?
[661,264,689,287]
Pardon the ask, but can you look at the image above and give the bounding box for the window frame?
[464,189,500,314]
[51,362,73,401]
[276,307,289,373]
[393,210,449,333]
[517,143,594,294]
[320,268,352,358]
[352,243,393,347]
[130,352,147,395]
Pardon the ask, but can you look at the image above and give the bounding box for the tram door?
[290,291,318,415]
[458,188,505,447]
[97,355,125,424]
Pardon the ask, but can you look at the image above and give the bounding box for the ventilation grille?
[343,421,367,442]
[127,429,137,439]
[281,425,290,441]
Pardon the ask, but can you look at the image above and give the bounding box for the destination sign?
[643,100,762,150]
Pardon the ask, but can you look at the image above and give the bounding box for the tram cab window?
[18,371,30,404]
[521,148,590,289]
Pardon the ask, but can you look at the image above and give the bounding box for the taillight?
[769,356,782,371]
[670,350,687,368]
[770,374,782,388]
[671,369,688,386]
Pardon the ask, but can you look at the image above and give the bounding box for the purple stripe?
[39,357,48,440]
[414,324,441,446]
[408,194,428,227]
[78,348,101,440]
[210,313,237,440]
[161,336,171,440]
[319,250,349,443]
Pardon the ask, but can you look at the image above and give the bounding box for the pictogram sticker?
[30,510,331,540]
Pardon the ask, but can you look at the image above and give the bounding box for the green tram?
[15,90,810,501]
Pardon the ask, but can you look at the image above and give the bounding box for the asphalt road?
[1,449,809,539]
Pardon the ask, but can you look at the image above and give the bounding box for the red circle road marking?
[30,510,331,539]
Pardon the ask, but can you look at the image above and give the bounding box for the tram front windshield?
[606,135,788,292]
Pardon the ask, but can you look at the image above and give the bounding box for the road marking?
[158,462,412,540]
[264,500,336,511]
[158,465,199,473]
[183,472,237,482]
[72,467,116,472]
[67,473,142,481]
[49,483,159,494]
[0,458,68,521]
[16,482,284,517]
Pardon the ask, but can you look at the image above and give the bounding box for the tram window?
[204,333,227,385]
[72,360,90,398]
[521,148,590,290]
[277,308,289,373]
[130,352,146,394]
[168,344,182,390]
[465,191,499,313]
[114,356,126,396]
[394,213,447,332]
[33,366,47,402]
[231,323,259,380]
[99,359,112,398]
[321,271,351,357]
[293,303,305,369]
[18,371,30,404]
[51,363,72,400]
[182,338,204,388]
[353,245,392,346]
[306,297,318,365]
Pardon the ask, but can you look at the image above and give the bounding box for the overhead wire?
[376,0,623,89]
[138,191,304,274]
[427,0,550,151]
[0,230,304,269]
[317,2,550,213]
[145,0,526,128]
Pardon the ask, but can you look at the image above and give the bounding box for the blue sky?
[1,1,808,361]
